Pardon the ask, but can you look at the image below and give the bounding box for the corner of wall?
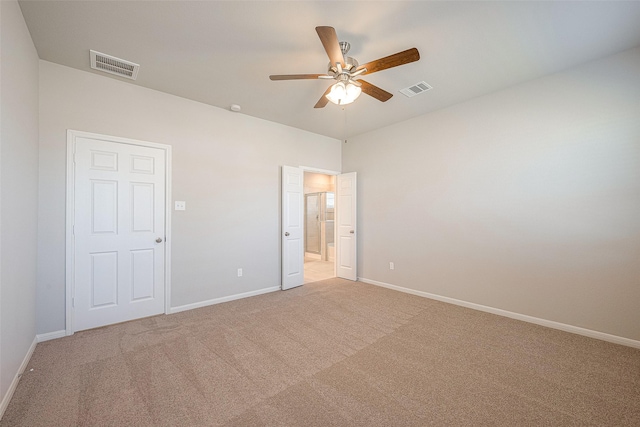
[0,0,40,415]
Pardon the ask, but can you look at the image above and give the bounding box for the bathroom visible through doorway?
[303,172,336,283]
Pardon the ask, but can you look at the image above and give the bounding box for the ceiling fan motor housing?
[328,56,358,75]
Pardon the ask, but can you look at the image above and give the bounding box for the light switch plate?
[175,201,186,211]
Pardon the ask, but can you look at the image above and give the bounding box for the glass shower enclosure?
[304,192,335,261]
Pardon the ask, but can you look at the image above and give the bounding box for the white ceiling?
[19,1,640,140]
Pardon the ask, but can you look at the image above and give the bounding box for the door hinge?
[72,297,75,308]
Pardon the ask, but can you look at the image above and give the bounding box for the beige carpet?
[2,278,639,426]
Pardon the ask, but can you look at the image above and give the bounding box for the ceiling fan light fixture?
[326,81,362,105]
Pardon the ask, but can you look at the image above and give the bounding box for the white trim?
[36,330,67,343]
[169,286,280,314]
[0,337,37,419]
[164,144,173,314]
[65,135,75,335]
[299,166,340,176]
[359,277,640,350]
[65,130,172,335]
[164,145,173,314]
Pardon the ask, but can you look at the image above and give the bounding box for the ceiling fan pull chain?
[343,106,348,143]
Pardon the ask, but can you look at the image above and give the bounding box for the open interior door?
[336,172,357,281]
[281,166,304,290]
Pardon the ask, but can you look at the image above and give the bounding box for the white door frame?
[65,130,172,335]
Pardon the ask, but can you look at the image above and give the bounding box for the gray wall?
[38,60,341,334]
[0,0,39,405]
[343,47,640,341]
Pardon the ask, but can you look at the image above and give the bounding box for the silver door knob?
[350,230,355,234]
[285,232,290,236]
[156,238,163,243]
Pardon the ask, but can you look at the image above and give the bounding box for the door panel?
[131,182,155,232]
[91,180,118,233]
[336,172,357,280]
[91,150,118,170]
[130,155,154,174]
[131,249,155,300]
[91,252,118,307]
[74,137,166,331]
[282,166,304,290]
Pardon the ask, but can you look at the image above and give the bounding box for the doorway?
[282,166,356,290]
[303,172,336,283]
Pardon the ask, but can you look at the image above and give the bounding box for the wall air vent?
[90,50,140,80]
[400,81,432,98]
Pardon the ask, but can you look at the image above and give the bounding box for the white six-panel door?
[72,135,166,332]
[281,166,304,290]
[336,172,357,280]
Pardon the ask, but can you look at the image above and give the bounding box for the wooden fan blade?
[269,74,325,81]
[316,26,344,68]
[314,86,332,108]
[356,48,420,75]
[359,79,393,102]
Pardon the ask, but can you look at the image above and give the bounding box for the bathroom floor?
[304,257,335,284]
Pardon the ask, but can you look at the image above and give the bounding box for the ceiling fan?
[269,26,420,108]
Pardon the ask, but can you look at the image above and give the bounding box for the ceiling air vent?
[90,50,140,80]
[400,81,432,98]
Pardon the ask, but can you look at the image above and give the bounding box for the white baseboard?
[33,288,282,342]
[0,336,37,420]
[169,286,281,314]
[36,330,67,343]
[359,277,640,350]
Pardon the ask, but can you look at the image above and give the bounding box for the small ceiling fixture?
[230,104,242,112]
